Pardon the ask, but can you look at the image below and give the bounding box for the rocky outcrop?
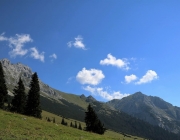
[0,58,62,99]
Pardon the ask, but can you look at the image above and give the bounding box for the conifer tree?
[74,121,77,128]
[70,122,73,127]
[25,72,42,118]
[61,118,65,125]
[47,117,51,122]
[85,104,98,132]
[11,78,26,114]
[53,117,56,123]
[78,123,82,130]
[0,62,8,109]
[85,104,106,134]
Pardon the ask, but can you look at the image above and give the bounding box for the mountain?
[1,58,62,99]
[1,58,180,140]
[107,92,180,134]
[80,94,97,102]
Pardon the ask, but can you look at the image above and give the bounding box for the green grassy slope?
[0,109,144,140]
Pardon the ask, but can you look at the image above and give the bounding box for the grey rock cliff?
[0,58,62,99]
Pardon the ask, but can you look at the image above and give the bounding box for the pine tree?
[53,117,55,123]
[95,120,106,134]
[85,104,106,134]
[11,78,26,114]
[78,123,82,130]
[47,117,51,122]
[61,118,65,125]
[70,122,73,127]
[25,72,42,118]
[0,62,8,109]
[85,104,98,132]
[74,121,77,128]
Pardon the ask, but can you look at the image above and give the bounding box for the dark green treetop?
[0,62,8,109]
[85,104,98,132]
[78,123,82,130]
[11,78,26,114]
[25,72,42,118]
[74,121,77,128]
[85,104,106,134]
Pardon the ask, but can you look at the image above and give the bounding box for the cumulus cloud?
[83,86,130,100]
[100,54,130,70]
[125,74,138,83]
[76,68,105,85]
[49,53,57,60]
[0,33,33,57]
[67,35,86,50]
[30,47,45,62]
[135,70,158,85]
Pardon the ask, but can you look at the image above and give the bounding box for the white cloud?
[100,54,130,70]
[0,33,8,41]
[67,35,86,50]
[66,77,74,84]
[76,68,105,85]
[49,53,57,59]
[0,33,33,57]
[83,86,130,100]
[125,74,138,83]
[30,47,45,62]
[135,70,158,85]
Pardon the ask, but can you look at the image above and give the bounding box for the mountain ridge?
[107,92,180,133]
[1,58,180,139]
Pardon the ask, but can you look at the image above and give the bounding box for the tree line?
[0,62,42,119]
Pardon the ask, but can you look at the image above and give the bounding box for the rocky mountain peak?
[80,94,86,99]
[107,92,180,134]
[86,95,96,102]
[0,58,62,99]
[1,58,11,65]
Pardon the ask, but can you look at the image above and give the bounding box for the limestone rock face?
[0,58,62,99]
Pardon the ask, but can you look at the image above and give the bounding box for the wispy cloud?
[100,54,130,70]
[49,53,57,61]
[67,35,86,50]
[76,68,105,85]
[125,74,138,84]
[30,47,45,62]
[49,53,57,59]
[0,33,46,62]
[66,77,74,84]
[135,70,158,85]
[83,86,129,100]
[0,33,8,41]
[0,33,33,57]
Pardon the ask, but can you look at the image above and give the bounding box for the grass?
[54,90,89,109]
[0,109,145,140]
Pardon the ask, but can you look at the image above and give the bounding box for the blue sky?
[0,0,180,106]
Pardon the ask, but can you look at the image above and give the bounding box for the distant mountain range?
[1,58,180,139]
[107,92,180,134]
